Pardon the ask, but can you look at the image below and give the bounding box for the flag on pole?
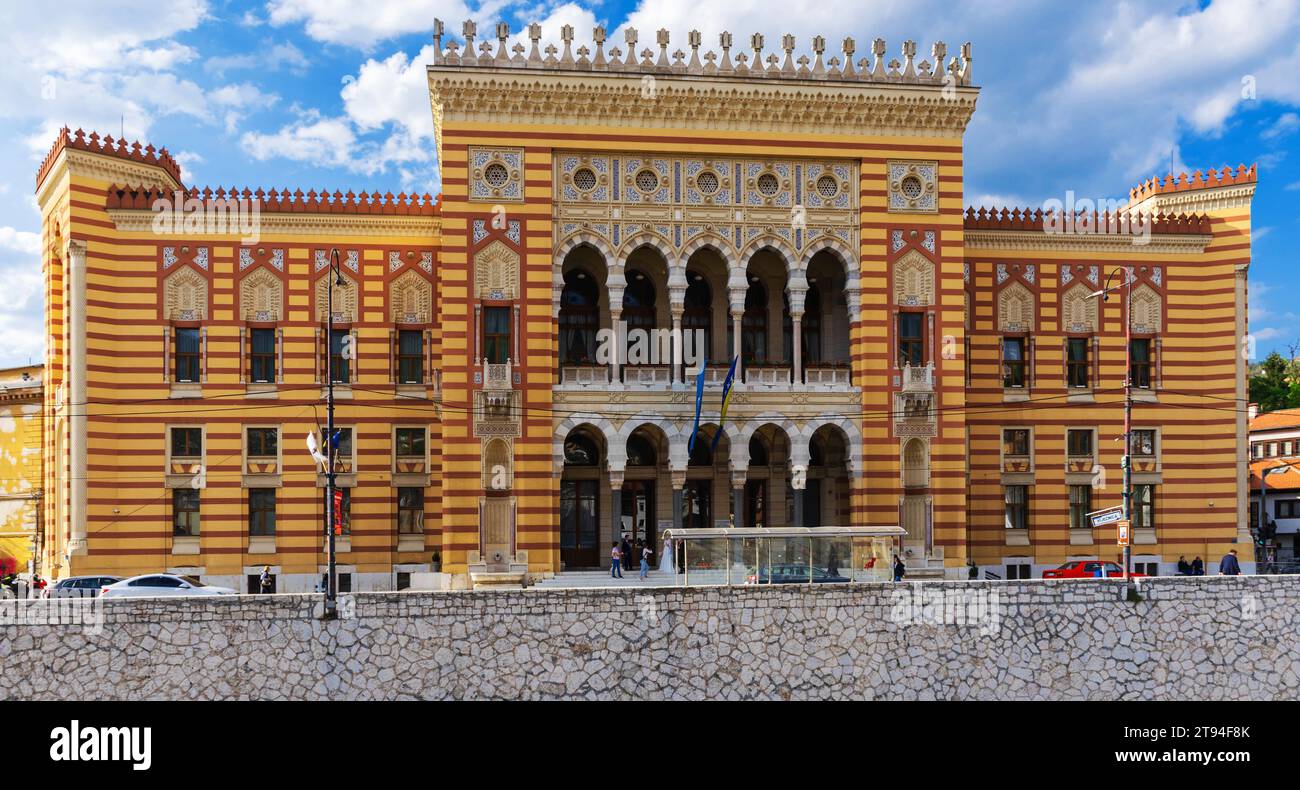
[711,355,739,452]
[687,365,707,453]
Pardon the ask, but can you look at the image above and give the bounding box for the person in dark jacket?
[1218,550,1242,576]
[1191,556,1204,576]
[1176,555,1192,576]
[893,554,906,582]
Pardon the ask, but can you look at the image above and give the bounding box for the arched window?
[749,435,770,467]
[559,269,600,364]
[742,279,768,363]
[683,271,712,364]
[803,285,822,364]
[627,433,657,466]
[689,434,714,467]
[623,269,656,334]
[563,431,601,467]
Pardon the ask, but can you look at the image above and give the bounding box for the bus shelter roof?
[661,526,905,540]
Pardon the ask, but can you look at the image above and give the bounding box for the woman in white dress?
[659,536,675,573]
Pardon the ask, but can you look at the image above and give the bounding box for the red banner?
[332,490,343,535]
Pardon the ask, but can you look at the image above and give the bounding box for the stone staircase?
[530,569,680,590]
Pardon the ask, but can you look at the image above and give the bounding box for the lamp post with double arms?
[323,247,345,618]
[1089,266,1134,581]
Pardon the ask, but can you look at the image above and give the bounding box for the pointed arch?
[314,271,358,323]
[474,239,519,300]
[680,232,736,264]
[482,437,513,491]
[553,231,613,267]
[902,437,930,488]
[239,267,283,322]
[390,269,433,324]
[163,266,208,321]
[893,249,935,306]
[799,237,858,281]
[618,230,675,263]
[997,280,1035,332]
[1129,284,1162,333]
[740,235,797,274]
[553,415,619,472]
[1061,282,1099,333]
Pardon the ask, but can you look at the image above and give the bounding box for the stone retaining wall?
[2,576,1297,700]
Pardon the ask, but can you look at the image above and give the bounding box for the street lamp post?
[1090,266,1134,581]
[323,248,345,619]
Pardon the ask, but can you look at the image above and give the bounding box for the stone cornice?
[963,229,1212,256]
[106,209,440,239]
[1129,183,1257,215]
[428,69,978,141]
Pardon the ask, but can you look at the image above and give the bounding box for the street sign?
[1116,519,1131,546]
[1087,506,1124,528]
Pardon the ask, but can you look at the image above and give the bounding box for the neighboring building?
[0,365,43,576]
[35,19,1255,589]
[1248,406,1300,563]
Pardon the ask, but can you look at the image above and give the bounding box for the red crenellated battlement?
[962,207,1212,235]
[105,184,441,216]
[37,127,183,191]
[1128,164,1256,204]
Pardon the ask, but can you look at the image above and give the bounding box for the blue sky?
[0,0,1297,367]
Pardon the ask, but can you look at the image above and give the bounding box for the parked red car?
[1042,561,1147,579]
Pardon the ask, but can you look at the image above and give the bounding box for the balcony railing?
[743,364,791,387]
[804,363,851,387]
[623,364,671,387]
[901,363,934,392]
[560,364,610,386]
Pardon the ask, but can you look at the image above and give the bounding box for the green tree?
[1249,351,1299,413]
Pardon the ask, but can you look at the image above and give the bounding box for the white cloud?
[204,41,310,77]
[0,228,40,256]
[241,114,359,170]
[1285,180,1300,191]
[267,0,472,48]
[1263,112,1300,139]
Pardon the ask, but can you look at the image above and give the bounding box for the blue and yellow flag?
[711,355,739,452]
[687,365,707,453]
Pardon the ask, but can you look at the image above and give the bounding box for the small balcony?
[482,359,512,392]
[901,363,934,393]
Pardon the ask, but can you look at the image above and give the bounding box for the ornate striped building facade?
[35,21,1256,589]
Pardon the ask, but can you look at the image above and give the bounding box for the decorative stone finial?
[751,33,765,75]
[781,33,796,75]
[841,37,856,77]
[871,38,886,79]
[902,40,917,79]
[593,26,607,68]
[656,28,671,69]
[624,27,639,67]
[432,18,444,64]
[931,42,947,82]
[560,24,575,65]
[495,22,510,64]
[688,30,702,73]
[462,20,478,65]
[961,41,973,85]
[719,31,734,73]
[811,35,826,76]
[528,23,542,63]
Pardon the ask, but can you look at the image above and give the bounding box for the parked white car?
[100,574,236,598]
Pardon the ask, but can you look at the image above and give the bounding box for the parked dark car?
[746,564,850,584]
[45,575,123,598]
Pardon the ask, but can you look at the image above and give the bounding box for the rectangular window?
[249,488,276,537]
[1069,485,1092,529]
[329,329,351,384]
[897,312,924,368]
[1006,563,1032,580]
[1268,443,1278,457]
[173,489,200,536]
[250,328,276,383]
[1067,338,1089,388]
[1002,337,1026,388]
[398,330,424,384]
[398,487,425,534]
[1132,484,1155,530]
[395,427,426,458]
[483,307,511,364]
[1003,428,1030,457]
[396,572,411,591]
[246,427,278,458]
[1067,429,1093,458]
[1130,429,1156,457]
[1130,338,1152,388]
[1252,443,1263,459]
[1277,500,1300,519]
[1004,485,1028,530]
[175,328,201,383]
[171,427,202,459]
[319,427,353,462]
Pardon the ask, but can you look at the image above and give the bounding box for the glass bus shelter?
[659,526,905,586]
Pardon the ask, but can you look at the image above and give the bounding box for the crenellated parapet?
[963,207,1213,235]
[431,19,974,86]
[105,184,440,215]
[1129,164,1256,204]
[37,127,182,191]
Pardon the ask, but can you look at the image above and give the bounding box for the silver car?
[45,575,123,598]
[100,574,236,598]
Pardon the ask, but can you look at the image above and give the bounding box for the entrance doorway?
[622,480,656,560]
[745,479,767,529]
[682,480,711,529]
[560,479,599,567]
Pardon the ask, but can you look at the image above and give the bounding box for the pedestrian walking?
[259,565,273,594]
[893,554,906,582]
[1218,549,1241,576]
[640,543,652,580]
[610,542,623,578]
[620,533,632,574]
